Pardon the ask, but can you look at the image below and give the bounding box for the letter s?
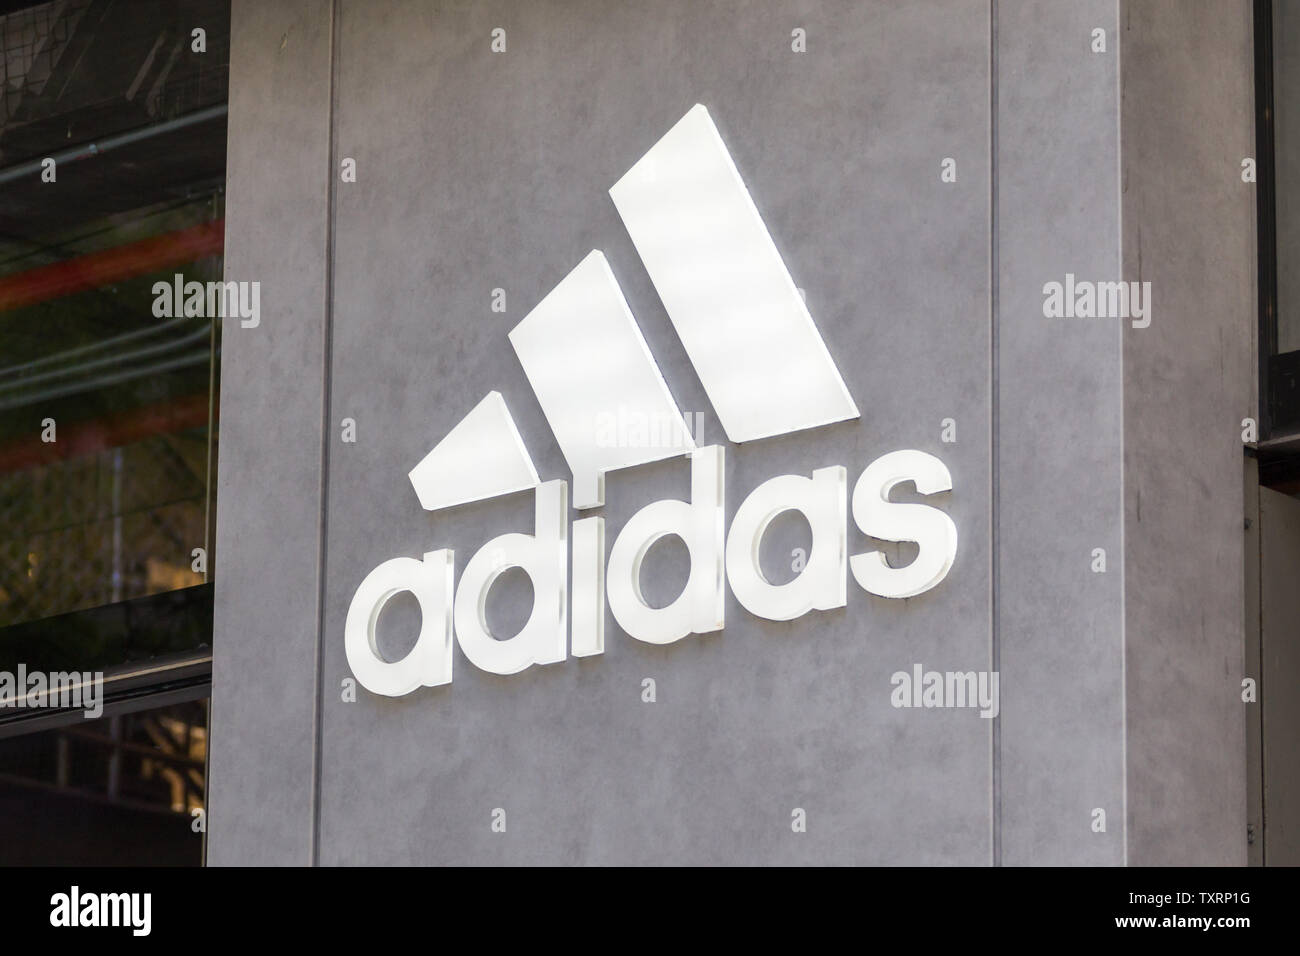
[850,450,956,599]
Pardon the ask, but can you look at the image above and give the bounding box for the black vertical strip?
[989,0,1001,868]
[1256,0,1277,440]
[201,200,220,869]
[1248,0,1274,841]
[310,0,341,868]
[1257,487,1267,866]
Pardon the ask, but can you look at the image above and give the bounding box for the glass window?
[0,0,229,866]
[1264,0,1300,436]
[1274,1,1300,355]
[0,699,207,866]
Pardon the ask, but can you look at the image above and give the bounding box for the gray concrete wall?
[1119,0,1254,866]
[996,0,1125,866]
[207,0,1253,865]
[206,0,334,865]
[319,0,992,866]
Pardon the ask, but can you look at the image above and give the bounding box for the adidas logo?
[345,105,958,697]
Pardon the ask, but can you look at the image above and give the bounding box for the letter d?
[607,445,724,644]
[454,480,568,674]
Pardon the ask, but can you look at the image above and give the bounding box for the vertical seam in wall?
[310,0,341,868]
[989,0,1001,869]
[1116,0,1128,869]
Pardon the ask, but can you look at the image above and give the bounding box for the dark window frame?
[1258,0,1300,439]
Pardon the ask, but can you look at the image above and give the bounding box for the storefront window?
[1263,0,1300,436]
[0,0,228,865]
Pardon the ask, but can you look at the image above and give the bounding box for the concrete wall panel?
[317,0,993,865]
[995,0,1126,865]
[207,0,1256,866]
[1119,0,1253,867]
[207,0,334,866]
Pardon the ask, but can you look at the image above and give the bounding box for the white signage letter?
[725,466,847,621]
[607,445,725,644]
[345,550,454,696]
[850,450,957,599]
[453,480,568,674]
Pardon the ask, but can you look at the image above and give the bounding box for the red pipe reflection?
[0,220,225,313]
[0,393,214,474]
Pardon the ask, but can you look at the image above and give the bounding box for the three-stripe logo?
[346,105,957,698]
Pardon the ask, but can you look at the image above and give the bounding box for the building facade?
[1,0,1293,868]
[206,0,1264,866]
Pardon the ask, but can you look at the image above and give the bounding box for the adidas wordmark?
[345,105,958,697]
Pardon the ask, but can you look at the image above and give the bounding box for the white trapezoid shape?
[610,103,859,444]
[509,250,696,511]
[407,391,540,512]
